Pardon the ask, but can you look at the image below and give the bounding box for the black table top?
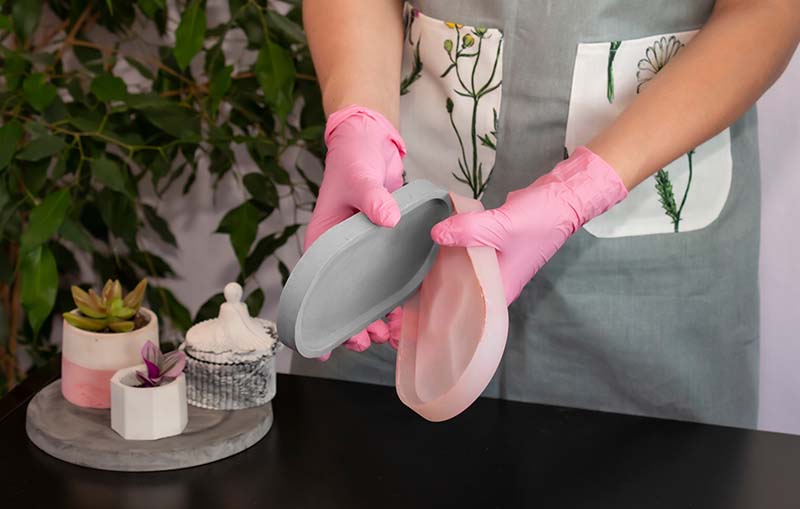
[2,360,800,509]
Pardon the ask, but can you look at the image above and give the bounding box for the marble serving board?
[25,380,272,472]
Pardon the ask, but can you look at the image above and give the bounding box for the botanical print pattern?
[566,29,732,238]
[401,7,423,95]
[635,36,696,232]
[398,3,504,199]
[607,41,622,103]
[441,22,503,198]
[636,35,684,93]
[654,149,695,231]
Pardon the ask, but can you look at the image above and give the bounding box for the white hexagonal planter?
[110,364,188,441]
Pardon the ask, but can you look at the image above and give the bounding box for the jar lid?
[277,180,452,358]
[186,282,278,354]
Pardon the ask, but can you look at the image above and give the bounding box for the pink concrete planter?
[61,308,159,408]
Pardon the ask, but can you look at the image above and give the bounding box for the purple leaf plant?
[136,341,187,388]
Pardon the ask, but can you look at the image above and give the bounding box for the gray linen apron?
[290,0,760,429]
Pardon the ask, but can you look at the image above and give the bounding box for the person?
[289,0,800,428]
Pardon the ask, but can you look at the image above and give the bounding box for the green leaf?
[98,189,138,244]
[22,73,57,112]
[20,189,71,253]
[138,0,166,19]
[126,93,200,140]
[20,159,49,194]
[278,260,290,286]
[300,125,324,141]
[255,41,296,120]
[58,216,93,251]
[232,3,264,48]
[204,40,225,75]
[148,285,192,333]
[208,64,232,116]
[63,312,107,332]
[245,288,264,316]
[194,292,224,324]
[24,121,50,139]
[73,45,104,73]
[66,78,86,103]
[3,51,27,91]
[90,73,128,102]
[216,201,271,266]
[129,250,175,278]
[124,57,155,80]
[243,172,278,208]
[16,134,66,161]
[0,15,11,31]
[266,9,306,44]
[142,204,177,247]
[243,224,299,278]
[68,111,102,132]
[264,159,291,185]
[173,0,206,70]
[11,0,41,45]
[91,157,132,196]
[296,165,319,197]
[21,244,59,338]
[0,120,23,171]
[51,240,80,275]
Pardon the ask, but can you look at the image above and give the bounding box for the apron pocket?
[565,30,733,237]
[400,3,504,200]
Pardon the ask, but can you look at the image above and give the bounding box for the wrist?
[324,104,407,158]
[541,146,629,227]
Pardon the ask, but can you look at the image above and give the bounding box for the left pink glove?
[304,105,406,251]
[431,146,629,304]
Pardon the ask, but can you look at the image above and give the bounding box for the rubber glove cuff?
[546,145,629,230]
[325,105,407,158]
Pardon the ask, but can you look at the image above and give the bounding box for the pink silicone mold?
[395,193,509,421]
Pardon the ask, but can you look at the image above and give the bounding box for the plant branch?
[53,3,95,66]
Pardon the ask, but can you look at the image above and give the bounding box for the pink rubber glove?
[431,146,629,304]
[305,105,407,359]
[304,105,406,250]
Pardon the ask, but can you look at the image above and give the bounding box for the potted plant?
[61,278,158,408]
[111,341,188,440]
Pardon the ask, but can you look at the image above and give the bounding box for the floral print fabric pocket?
[399,3,504,199]
[565,30,733,237]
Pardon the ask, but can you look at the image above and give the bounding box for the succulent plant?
[136,341,186,388]
[62,278,148,333]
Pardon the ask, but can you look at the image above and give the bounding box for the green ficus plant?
[0,0,325,395]
[64,278,147,332]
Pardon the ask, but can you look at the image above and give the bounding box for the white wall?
[757,49,800,435]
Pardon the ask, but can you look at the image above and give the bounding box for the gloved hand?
[431,146,629,304]
[317,307,404,361]
[304,105,406,250]
[305,105,407,359]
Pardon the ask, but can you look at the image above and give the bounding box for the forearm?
[587,0,800,189]
[303,0,404,126]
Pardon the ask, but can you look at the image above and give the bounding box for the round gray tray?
[26,380,273,472]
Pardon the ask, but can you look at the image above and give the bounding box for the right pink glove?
[305,105,407,359]
[431,146,629,304]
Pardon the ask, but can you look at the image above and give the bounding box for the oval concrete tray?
[278,180,451,358]
[26,380,273,472]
